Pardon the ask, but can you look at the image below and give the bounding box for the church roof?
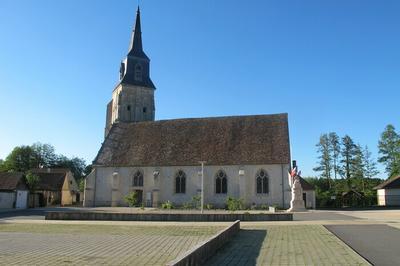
[94,113,291,167]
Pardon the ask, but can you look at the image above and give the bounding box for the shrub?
[226,196,244,212]
[124,191,138,207]
[161,200,174,209]
[182,202,192,209]
[191,195,201,209]
[206,203,213,210]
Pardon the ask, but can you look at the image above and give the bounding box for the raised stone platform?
[45,211,293,222]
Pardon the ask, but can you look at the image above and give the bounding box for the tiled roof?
[299,177,315,191]
[374,175,400,189]
[0,172,26,190]
[94,113,290,166]
[30,169,67,191]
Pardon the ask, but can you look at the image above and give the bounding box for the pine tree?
[340,135,357,179]
[378,124,400,177]
[313,134,332,187]
[352,144,365,179]
[329,132,341,179]
[363,146,379,179]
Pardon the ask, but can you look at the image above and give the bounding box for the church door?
[135,190,143,206]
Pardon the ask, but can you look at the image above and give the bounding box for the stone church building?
[84,8,293,209]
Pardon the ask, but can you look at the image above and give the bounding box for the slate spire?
[128,6,147,59]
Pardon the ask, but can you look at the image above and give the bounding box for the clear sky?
[0,0,399,178]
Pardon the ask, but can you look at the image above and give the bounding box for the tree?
[25,171,40,208]
[54,156,87,180]
[340,135,357,179]
[1,146,37,172]
[352,144,365,179]
[313,134,332,187]
[378,124,400,177]
[31,142,57,168]
[329,132,341,179]
[363,146,379,179]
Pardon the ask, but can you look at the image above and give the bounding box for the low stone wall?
[166,220,240,266]
[45,211,292,221]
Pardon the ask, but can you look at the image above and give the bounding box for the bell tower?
[105,6,156,137]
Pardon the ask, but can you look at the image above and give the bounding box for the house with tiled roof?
[84,7,298,209]
[30,168,79,207]
[0,172,29,209]
[375,175,400,206]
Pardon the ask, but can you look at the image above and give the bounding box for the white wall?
[84,164,292,209]
[0,192,15,209]
[377,189,400,206]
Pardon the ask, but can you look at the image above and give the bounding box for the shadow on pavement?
[205,229,266,265]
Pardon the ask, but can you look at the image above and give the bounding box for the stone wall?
[84,164,292,208]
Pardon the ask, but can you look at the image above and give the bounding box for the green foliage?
[25,171,40,192]
[304,176,382,208]
[313,134,332,181]
[205,203,213,210]
[226,196,244,212]
[124,191,139,207]
[182,202,192,209]
[0,143,88,181]
[191,195,201,209]
[78,178,85,192]
[378,124,400,177]
[161,200,174,209]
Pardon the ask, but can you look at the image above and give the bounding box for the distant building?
[0,172,29,209]
[299,177,316,209]
[84,7,295,209]
[375,175,400,206]
[31,169,80,207]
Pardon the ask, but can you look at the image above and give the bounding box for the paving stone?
[207,225,370,265]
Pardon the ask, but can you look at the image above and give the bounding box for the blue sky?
[0,0,399,178]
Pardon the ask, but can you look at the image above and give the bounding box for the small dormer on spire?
[119,6,155,89]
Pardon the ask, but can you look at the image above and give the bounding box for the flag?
[290,167,297,178]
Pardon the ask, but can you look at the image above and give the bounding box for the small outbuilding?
[299,177,316,209]
[0,172,29,209]
[30,168,80,207]
[375,175,400,206]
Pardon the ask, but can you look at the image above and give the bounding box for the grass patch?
[0,223,223,236]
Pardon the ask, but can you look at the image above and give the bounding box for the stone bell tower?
[105,6,156,137]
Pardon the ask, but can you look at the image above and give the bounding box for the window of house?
[133,170,143,187]
[256,169,269,194]
[127,105,131,111]
[143,107,147,113]
[175,170,186,193]
[215,170,227,194]
[134,64,143,81]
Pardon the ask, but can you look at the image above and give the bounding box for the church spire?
[128,6,147,59]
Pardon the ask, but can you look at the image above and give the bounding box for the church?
[83,8,294,209]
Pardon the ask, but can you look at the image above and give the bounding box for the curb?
[166,220,240,266]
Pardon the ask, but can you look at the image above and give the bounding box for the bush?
[161,200,174,209]
[226,196,244,212]
[182,202,192,209]
[191,195,201,209]
[206,203,213,210]
[124,191,138,207]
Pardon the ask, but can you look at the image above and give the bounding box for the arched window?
[175,170,186,193]
[133,170,143,187]
[134,64,142,81]
[215,170,227,194]
[256,169,269,194]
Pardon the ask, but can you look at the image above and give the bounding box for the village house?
[0,172,29,209]
[375,175,400,206]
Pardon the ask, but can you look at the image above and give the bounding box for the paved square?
[207,225,370,265]
[0,223,223,265]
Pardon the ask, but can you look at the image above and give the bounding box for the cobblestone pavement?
[0,223,222,265]
[207,225,370,266]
